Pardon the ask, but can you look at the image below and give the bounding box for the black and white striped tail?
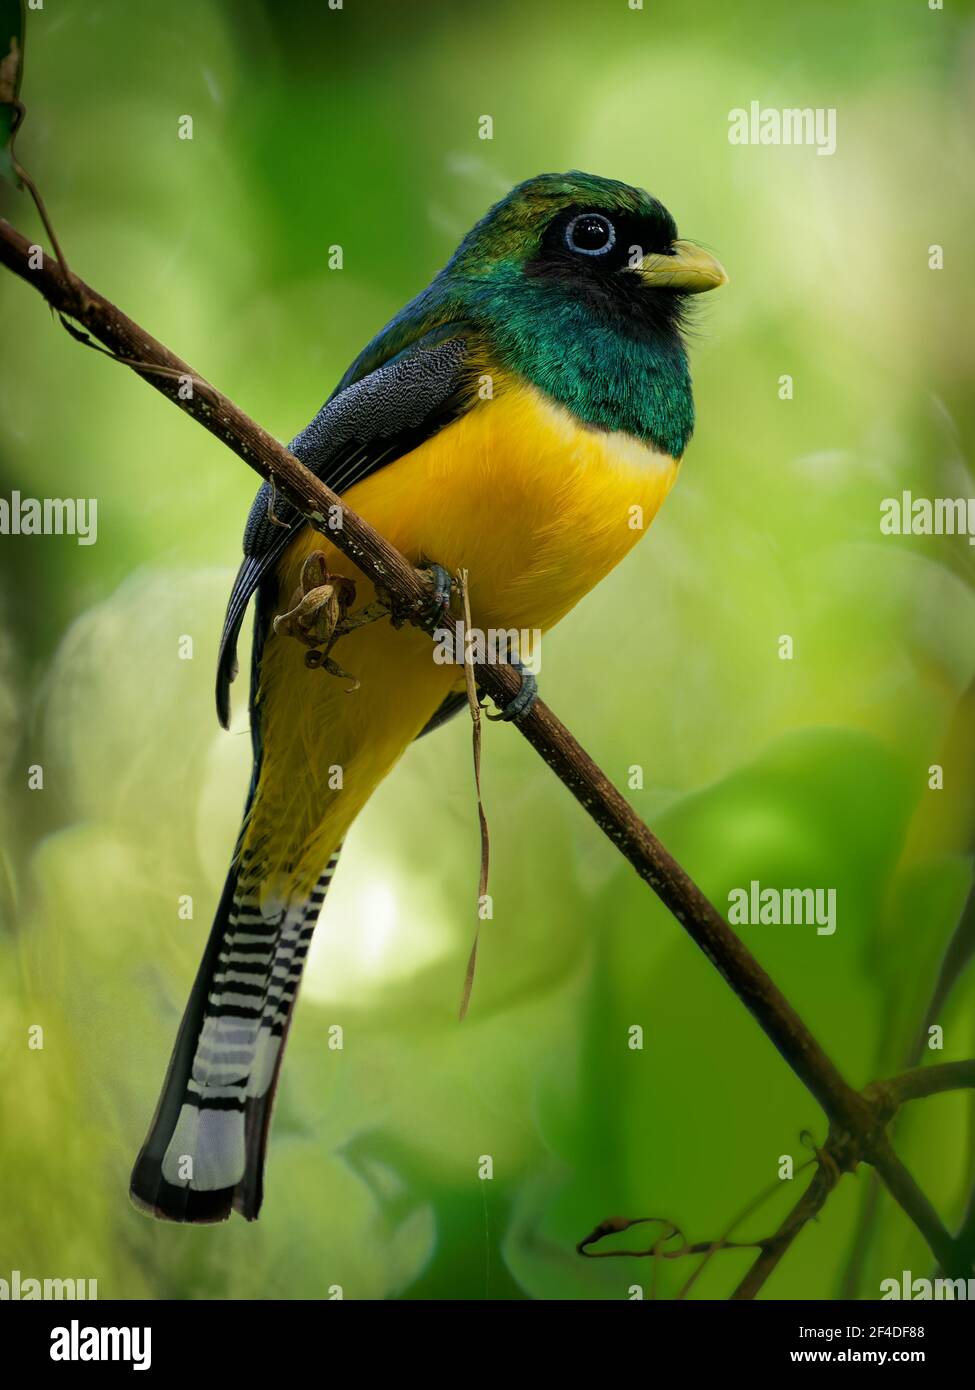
[130,849,341,1223]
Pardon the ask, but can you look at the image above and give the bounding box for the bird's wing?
[216,324,476,728]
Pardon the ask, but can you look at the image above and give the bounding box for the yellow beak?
[638,239,728,294]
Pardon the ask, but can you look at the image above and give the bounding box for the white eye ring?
[564,212,617,257]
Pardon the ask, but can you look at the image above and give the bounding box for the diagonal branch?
[1,215,966,1286]
[731,1151,843,1300]
[0,217,868,1130]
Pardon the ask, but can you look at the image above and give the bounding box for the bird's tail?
[129,845,342,1223]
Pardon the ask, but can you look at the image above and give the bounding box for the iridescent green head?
[446,171,727,457]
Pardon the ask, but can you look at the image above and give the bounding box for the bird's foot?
[414,561,456,631]
[484,660,538,723]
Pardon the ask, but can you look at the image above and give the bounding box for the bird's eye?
[564,212,616,257]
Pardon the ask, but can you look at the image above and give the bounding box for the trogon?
[130,170,727,1222]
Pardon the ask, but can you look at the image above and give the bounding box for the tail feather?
[130,848,341,1223]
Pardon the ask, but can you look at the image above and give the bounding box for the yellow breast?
[252,376,680,892]
[282,375,680,635]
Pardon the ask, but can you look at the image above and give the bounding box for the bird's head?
[450,170,725,331]
[444,171,727,455]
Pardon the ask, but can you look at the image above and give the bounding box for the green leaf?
[0,0,26,189]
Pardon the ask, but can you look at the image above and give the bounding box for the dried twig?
[457,568,490,1021]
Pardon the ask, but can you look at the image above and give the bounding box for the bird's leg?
[377,560,457,632]
[483,659,538,723]
[421,563,538,722]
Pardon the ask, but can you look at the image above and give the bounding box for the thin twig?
[871,1061,975,1109]
[677,1159,817,1300]
[731,1158,840,1300]
[8,102,75,290]
[868,1135,961,1276]
[576,1158,820,1300]
[457,567,490,1021]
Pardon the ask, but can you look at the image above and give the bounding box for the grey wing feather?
[215,330,472,728]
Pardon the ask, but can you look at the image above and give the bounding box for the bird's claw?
[416,561,455,630]
[485,661,538,722]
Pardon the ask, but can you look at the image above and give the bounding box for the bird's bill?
[637,240,728,294]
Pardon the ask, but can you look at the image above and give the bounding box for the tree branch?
[871,1061,975,1109]
[731,1156,841,1301]
[0,216,870,1130]
[2,213,968,1288]
[868,1136,960,1276]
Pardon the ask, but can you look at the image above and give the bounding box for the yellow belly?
[243,377,679,895]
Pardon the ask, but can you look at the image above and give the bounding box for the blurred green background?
[1,0,974,1300]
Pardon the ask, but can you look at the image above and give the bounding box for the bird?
[130,170,726,1222]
